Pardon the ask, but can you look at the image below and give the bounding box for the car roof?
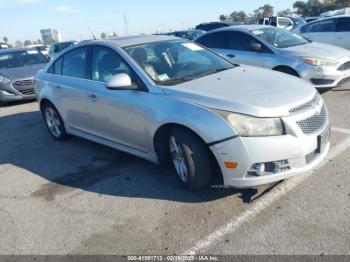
[0,47,38,54]
[304,15,350,25]
[95,35,179,48]
[209,24,272,33]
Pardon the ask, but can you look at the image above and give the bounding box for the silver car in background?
[35,36,330,190]
[293,16,350,50]
[0,48,48,105]
[196,25,350,89]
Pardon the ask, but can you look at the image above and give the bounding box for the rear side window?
[278,18,292,27]
[301,19,336,33]
[62,47,87,78]
[196,32,229,49]
[47,57,63,75]
[336,17,350,32]
[54,57,63,75]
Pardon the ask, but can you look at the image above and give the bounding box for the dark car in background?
[48,41,77,58]
[195,21,241,32]
[0,48,48,105]
[156,30,205,41]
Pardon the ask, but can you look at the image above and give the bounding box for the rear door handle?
[227,54,236,58]
[88,94,98,101]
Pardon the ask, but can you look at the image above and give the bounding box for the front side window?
[124,40,235,86]
[91,46,133,82]
[336,17,350,32]
[62,47,87,78]
[252,27,309,48]
[227,31,262,51]
[0,49,48,69]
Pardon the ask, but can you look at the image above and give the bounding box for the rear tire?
[274,66,299,77]
[42,102,68,141]
[169,127,212,190]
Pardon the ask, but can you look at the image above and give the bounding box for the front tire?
[169,127,212,190]
[42,102,68,141]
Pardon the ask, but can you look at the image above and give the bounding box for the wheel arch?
[153,123,224,185]
[272,65,300,77]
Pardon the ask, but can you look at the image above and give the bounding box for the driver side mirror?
[105,73,137,90]
[249,43,262,52]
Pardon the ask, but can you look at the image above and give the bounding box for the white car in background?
[293,15,350,50]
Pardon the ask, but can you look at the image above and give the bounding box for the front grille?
[338,61,350,71]
[20,89,35,95]
[310,79,334,86]
[297,105,327,135]
[12,79,35,95]
[289,94,321,114]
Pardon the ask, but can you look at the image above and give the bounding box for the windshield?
[292,17,307,26]
[36,46,48,51]
[0,50,48,69]
[252,27,309,48]
[124,40,235,85]
[188,31,205,39]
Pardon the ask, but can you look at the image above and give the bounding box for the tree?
[3,37,8,43]
[219,14,228,21]
[277,9,294,16]
[101,32,107,39]
[14,41,23,48]
[111,32,118,37]
[293,0,349,17]
[37,39,42,44]
[230,11,248,22]
[254,4,274,20]
[24,40,32,46]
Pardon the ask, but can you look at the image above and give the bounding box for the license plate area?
[317,128,330,153]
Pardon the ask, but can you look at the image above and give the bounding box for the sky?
[0,0,297,43]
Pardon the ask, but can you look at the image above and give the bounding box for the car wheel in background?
[42,102,68,141]
[169,127,212,190]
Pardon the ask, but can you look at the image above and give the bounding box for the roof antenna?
[88,26,97,40]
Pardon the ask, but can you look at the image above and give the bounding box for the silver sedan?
[195,25,350,90]
[35,35,330,190]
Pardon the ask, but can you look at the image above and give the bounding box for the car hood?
[0,63,47,80]
[162,66,317,118]
[280,42,350,60]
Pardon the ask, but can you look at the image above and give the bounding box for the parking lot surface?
[0,86,350,255]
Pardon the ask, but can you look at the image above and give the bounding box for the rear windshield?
[0,50,48,69]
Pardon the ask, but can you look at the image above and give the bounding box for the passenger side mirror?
[105,73,137,90]
[249,43,262,52]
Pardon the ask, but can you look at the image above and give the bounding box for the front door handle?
[88,94,98,101]
[227,54,236,58]
[54,84,62,89]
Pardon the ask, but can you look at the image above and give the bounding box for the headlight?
[0,75,11,84]
[300,57,338,67]
[214,110,285,137]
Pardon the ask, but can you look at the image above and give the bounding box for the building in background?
[40,29,62,45]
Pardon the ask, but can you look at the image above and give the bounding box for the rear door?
[301,19,336,45]
[52,47,92,133]
[334,17,350,50]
